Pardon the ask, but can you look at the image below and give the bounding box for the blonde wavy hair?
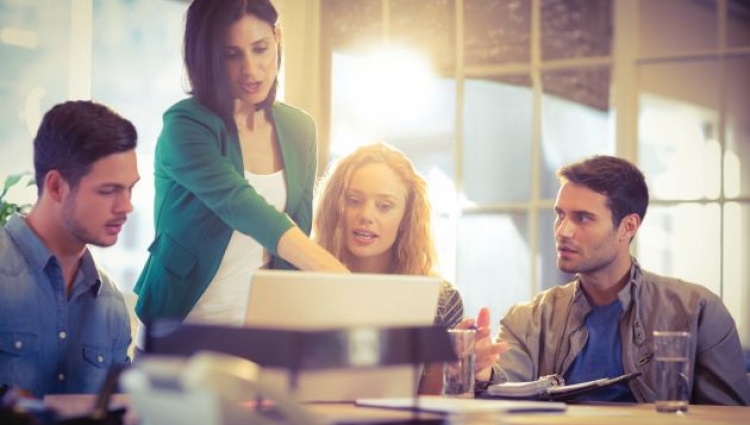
[313,142,438,276]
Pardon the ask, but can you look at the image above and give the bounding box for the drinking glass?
[653,331,691,413]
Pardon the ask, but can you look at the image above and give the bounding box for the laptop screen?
[244,269,443,401]
[244,269,442,329]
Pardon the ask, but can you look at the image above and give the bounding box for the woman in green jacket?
[134,0,347,332]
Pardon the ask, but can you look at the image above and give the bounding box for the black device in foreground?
[140,322,457,425]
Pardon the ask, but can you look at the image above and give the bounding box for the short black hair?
[556,155,649,226]
[33,100,137,193]
[184,0,280,131]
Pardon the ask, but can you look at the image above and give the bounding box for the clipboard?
[481,372,642,401]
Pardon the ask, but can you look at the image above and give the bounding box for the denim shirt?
[0,215,131,397]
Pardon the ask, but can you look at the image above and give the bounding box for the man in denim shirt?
[0,101,139,397]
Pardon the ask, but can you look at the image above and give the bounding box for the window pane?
[390,0,455,73]
[321,0,382,53]
[725,57,750,198]
[89,0,186,292]
[540,67,614,199]
[433,209,458,288]
[0,1,71,177]
[638,60,721,200]
[637,203,721,297]
[727,0,750,48]
[463,0,531,66]
[457,213,531,334]
[462,76,532,203]
[537,209,575,290]
[723,202,750,346]
[639,0,717,57]
[329,52,456,172]
[541,0,613,61]
[93,0,184,156]
[328,49,458,279]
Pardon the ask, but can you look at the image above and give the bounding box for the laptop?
[244,269,443,402]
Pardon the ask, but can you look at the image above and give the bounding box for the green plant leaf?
[2,172,32,199]
[1,172,33,225]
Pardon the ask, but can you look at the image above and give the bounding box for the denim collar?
[5,214,102,295]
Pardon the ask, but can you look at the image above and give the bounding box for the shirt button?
[58,373,66,381]
[97,355,104,363]
[59,331,67,339]
[14,340,23,350]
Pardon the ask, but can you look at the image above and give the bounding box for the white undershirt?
[184,169,287,325]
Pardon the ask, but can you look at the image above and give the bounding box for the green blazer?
[134,98,317,322]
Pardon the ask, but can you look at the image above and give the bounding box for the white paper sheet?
[355,396,567,414]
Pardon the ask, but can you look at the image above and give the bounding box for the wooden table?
[309,403,748,425]
[483,403,747,425]
[44,395,748,425]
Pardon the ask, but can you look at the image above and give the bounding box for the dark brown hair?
[34,100,137,193]
[184,0,280,131]
[557,155,649,226]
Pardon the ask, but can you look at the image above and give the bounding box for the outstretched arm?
[277,226,349,272]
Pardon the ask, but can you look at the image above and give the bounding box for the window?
[636,0,750,344]
[0,0,186,334]
[0,0,74,184]
[88,0,186,291]
[317,0,750,343]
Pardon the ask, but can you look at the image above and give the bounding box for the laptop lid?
[244,269,443,402]
[244,269,442,328]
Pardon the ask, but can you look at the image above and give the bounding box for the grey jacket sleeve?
[495,302,542,383]
[691,295,750,405]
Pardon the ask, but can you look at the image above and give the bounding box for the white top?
[184,169,287,325]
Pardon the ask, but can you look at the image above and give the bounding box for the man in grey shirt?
[488,155,750,405]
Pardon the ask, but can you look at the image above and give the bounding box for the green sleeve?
[292,119,317,235]
[156,105,294,254]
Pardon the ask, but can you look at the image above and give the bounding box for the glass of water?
[653,331,691,413]
[443,328,476,398]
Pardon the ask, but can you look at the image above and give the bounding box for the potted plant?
[0,173,34,226]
